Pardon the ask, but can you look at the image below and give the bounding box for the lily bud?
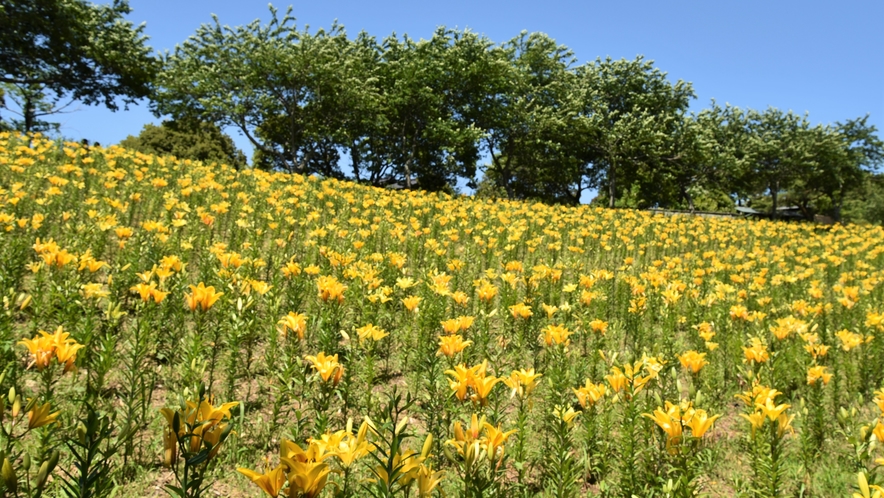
[421,434,433,459]
[2,457,16,493]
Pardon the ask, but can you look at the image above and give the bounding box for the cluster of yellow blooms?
[238,419,374,498]
[644,401,721,451]
[18,326,83,373]
[736,385,794,439]
[445,361,501,406]
[5,134,884,495]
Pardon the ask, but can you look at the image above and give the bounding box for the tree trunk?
[351,143,362,182]
[23,92,34,134]
[770,180,779,218]
[608,161,616,209]
[681,184,695,212]
[833,189,844,223]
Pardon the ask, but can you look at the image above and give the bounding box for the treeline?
[3,2,883,220]
[151,7,883,220]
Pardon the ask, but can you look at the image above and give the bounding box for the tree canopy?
[0,0,158,132]
[119,117,247,169]
[152,4,883,221]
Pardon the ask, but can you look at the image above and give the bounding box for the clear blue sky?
[56,0,883,169]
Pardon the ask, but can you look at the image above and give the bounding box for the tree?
[119,117,247,169]
[781,116,883,221]
[826,116,884,220]
[640,103,745,211]
[842,172,884,225]
[350,28,485,191]
[478,31,581,203]
[737,108,820,216]
[155,6,377,177]
[0,0,158,133]
[574,56,695,208]
[0,82,66,134]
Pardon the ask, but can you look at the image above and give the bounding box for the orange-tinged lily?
[873,421,884,443]
[743,337,769,364]
[316,275,347,303]
[305,352,344,385]
[541,324,572,346]
[678,350,709,374]
[509,302,533,319]
[18,326,83,372]
[807,365,833,386]
[185,282,223,311]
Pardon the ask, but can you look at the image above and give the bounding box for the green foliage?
[155,6,375,177]
[58,406,132,498]
[148,3,884,218]
[574,56,696,208]
[842,173,884,225]
[0,0,159,133]
[119,118,246,169]
[0,83,61,135]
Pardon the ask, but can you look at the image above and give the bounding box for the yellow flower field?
[1,132,884,497]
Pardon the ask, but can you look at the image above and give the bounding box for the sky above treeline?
[56,0,883,166]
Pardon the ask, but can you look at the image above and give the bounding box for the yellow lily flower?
[541,324,572,346]
[678,350,709,374]
[470,375,502,406]
[509,302,533,319]
[184,282,223,311]
[304,352,344,385]
[554,405,579,427]
[807,365,833,386]
[416,464,444,497]
[237,465,287,497]
[854,471,884,498]
[355,323,389,343]
[27,401,60,429]
[573,380,607,408]
[740,411,766,440]
[278,312,308,340]
[438,334,471,357]
[316,275,347,303]
[757,398,790,421]
[503,368,543,399]
[684,409,720,438]
[402,295,421,312]
[481,422,517,462]
[282,459,330,498]
[644,402,683,446]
